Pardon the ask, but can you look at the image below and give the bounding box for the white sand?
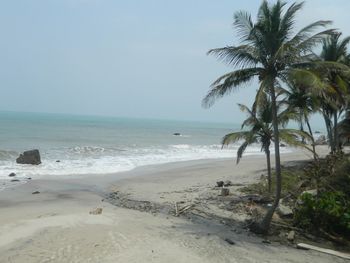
[0,146,348,263]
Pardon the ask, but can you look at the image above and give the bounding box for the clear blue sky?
[1,0,349,127]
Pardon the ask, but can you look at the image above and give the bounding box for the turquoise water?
[0,111,272,182]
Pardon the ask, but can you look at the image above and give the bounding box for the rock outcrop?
[16,149,41,165]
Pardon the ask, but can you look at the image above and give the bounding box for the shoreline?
[0,146,346,263]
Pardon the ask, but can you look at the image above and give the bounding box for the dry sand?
[0,146,348,263]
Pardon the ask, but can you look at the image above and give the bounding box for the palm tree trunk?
[305,115,317,160]
[265,147,272,193]
[334,112,338,152]
[300,115,305,144]
[323,113,333,152]
[251,80,281,234]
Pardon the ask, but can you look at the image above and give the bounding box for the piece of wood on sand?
[297,243,350,260]
[174,202,179,215]
[175,204,194,217]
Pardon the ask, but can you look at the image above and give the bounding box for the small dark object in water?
[27,177,32,180]
[8,173,16,177]
[173,133,181,136]
[32,191,40,194]
[11,179,20,182]
[280,143,286,147]
[224,238,235,245]
[315,131,321,134]
[56,160,60,162]
[216,181,224,187]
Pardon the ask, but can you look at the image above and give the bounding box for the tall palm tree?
[202,0,333,233]
[222,100,311,193]
[318,33,350,152]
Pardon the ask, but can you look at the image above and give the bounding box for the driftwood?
[174,202,179,215]
[271,222,302,231]
[175,204,195,217]
[297,243,350,260]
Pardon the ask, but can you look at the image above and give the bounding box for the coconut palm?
[202,0,333,233]
[222,100,311,193]
[337,111,350,146]
[283,79,319,160]
[318,33,350,152]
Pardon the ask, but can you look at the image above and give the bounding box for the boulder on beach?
[16,149,41,165]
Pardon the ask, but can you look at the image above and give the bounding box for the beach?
[0,147,347,263]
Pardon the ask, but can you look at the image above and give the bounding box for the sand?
[0,146,348,263]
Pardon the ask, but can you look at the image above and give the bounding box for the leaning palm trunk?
[333,112,339,152]
[323,113,333,151]
[265,147,272,193]
[299,114,305,144]
[305,116,318,160]
[253,82,282,234]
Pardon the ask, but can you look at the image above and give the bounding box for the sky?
[0,0,350,127]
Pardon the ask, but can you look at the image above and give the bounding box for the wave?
[0,143,292,180]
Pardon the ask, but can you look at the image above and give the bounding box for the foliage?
[303,151,349,193]
[240,168,306,197]
[203,0,335,233]
[294,192,350,236]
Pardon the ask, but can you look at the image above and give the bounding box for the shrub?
[294,192,350,236]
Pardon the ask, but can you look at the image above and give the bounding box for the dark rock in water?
[8,173,16,177]
[315,131,321,134]
[56,160,60,163]
[280,143,286,147]
[173,133,181,136]
[11,179,20,182]
[224,180,232,187]
[16,149,41,165]
[32,191,40,194]
[27,177,32,180]
[224,238,235,245]
[216,181,224,187]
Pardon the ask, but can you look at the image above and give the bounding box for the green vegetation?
[203,0,350,235]
[222,93,311,193]
[295,191,350,236]
[241,153,350,240]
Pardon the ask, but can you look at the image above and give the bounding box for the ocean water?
[0,111,288,182]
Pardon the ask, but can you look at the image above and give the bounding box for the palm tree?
[222,100,311,193]
[202,0,333,233]
[337,110,350,146]
[283,79,319,160]
[318,33,350,152]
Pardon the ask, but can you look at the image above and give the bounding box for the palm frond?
[279,1,304,40]
[236,141,249,164]
[233,11,254,41]
[202,68,262,108]
[221,131,252,146]
[279,129,313,154]
[207,45,260,68]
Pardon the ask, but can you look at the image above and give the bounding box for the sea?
[0,111,291,185]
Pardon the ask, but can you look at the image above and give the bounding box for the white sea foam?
[0,143,292,182]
